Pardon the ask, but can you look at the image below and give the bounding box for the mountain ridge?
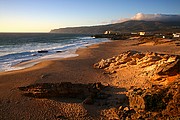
[50,20,180,34]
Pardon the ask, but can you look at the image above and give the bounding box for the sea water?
[0,33,109,72]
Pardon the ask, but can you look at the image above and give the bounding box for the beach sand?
[0,39,179,119]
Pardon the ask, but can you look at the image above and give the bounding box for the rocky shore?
[94,50,180,85]
[0,38,179,119]
[94,50,180,119]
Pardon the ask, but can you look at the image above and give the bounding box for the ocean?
[0,33,109,72]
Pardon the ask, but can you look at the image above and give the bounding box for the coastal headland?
[0,38,180,119]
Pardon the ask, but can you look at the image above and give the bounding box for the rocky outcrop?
[18,82,109,104]
[94,50,180,119]
[127,80,180,119]
[100,80,180,119]
[94,50,180,84]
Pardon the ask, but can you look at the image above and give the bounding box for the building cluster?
[173,33,180,38]
[104,31,180,39]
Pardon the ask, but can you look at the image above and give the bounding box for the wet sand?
[0,39,179,119]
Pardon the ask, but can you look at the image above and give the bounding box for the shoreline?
[0,38,179,77]
[0,33,109,72]
[0,39,110,74]
[0,38,179,119]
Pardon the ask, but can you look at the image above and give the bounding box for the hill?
[50,20,180,34]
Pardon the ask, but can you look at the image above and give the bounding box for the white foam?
[0,37,109,72]
[39,50,78,60]
[5,62,39,72]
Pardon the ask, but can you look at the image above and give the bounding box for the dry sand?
[0,39,179,119]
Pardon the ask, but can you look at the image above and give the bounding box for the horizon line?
[0,32,50,34]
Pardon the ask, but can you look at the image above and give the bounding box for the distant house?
[139,32,154,36]
[104,31,118,35]
[104,31,110,34]
[173,33,180,38]
[131,32,138,35]
[139,32,146,36]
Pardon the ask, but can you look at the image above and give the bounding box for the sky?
[0,0,180,33]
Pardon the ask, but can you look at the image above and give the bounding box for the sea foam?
[0,34,109,72]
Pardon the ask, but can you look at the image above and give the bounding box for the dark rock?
[18,82,109,105]
[144,94,166,111]
[19,82,87,98]
[38,50,48,53]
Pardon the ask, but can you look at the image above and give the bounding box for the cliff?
[50,20,180,34]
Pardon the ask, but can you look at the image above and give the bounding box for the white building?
[139,32,145,36]
[104,31,117,35]
[131,32,138,35]
[173,33,180,38]
[104,31,114,34]
[104,31,110,34]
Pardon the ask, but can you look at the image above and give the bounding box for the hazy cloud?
[132,13,180,21]
[111,13,180,24]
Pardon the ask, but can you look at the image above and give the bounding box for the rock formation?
[94,50,180,85]
[18,82,109,105]
[99,80,180,119]
[37,50,48,53]
[18,50,180,119]
[94,50,180,119]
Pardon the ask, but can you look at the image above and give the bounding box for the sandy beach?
[0,38,180,119]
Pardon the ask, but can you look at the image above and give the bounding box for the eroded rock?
[94,50,180,83]
[127,80,180,118]
[100,80,180,119]
[18,82,109,105]
[93,50,180,119]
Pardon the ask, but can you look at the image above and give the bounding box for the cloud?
[111,13,180,24]
[131,13,180,22]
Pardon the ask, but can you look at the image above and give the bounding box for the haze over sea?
[0,33,108,72]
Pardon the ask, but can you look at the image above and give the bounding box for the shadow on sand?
[18,82,129,118]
